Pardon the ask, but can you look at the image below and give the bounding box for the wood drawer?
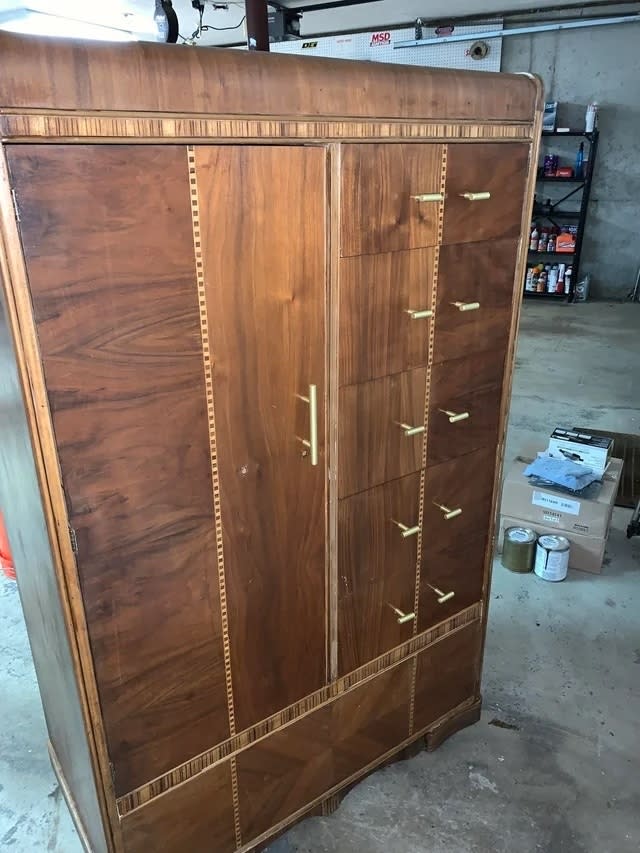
[340,248,435,385]
[427,350,504,466]
[418,534,487,632]
[236,660,412,843]
[413,621,481,734]
[121,760,235,853]
[442,143,529,246]
[338,474,420,674]
[433,239,518,364]
[339,368,426,497]
[341,144,443,257]
[422,447,496,556]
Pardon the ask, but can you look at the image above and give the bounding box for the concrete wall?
[501,20,640,299]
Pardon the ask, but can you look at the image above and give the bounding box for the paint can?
[501,526,536,573]
[534,534,570,582]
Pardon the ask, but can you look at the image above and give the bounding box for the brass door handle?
[297,384,318,466]
[425,582,455,604]
[398,422,426,437]
[438,409,469,423]
[405,308,434,320]
[451,301,480,312]
[433,501,462,520]
[459,191,491,201]
[388,604,415,624]
[392,520,420,538]
[410,193,444,202]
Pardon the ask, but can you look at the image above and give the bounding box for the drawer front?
[338,474,420,674]
[339,368,426,497]
[340,248,435,385]
[427,350,504,466]
[433,239,518,364]
[413,621,481,733]
[442,143,529,246]
[341,143,443,256]
[418,534,487,632]
[422,447,496,555]
[237,660,411,843]
[121,760,235,853]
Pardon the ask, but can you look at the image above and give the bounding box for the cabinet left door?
[7,143,328,799]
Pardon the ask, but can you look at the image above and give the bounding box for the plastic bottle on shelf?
[538,229,548,252]
[525,267,535,292]
[547,232,556,252]
[564,265,573,295]
[530,224,539,251]
[585,103,599,133]
[547,265,558,293]
[575,142,584,179]
[557,263,566,293]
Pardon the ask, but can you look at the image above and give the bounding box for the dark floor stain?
[605,597,616,608]
[602,556,612,566]
[634,650,640,664]
[488,718,521,731]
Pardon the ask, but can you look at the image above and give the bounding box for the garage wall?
[501,20,640,299]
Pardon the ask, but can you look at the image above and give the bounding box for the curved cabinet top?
[0,33,541,121]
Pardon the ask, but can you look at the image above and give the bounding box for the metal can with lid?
[534,534,570,582]
[501,526,536,573]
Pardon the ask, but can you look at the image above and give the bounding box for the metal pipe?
[245,0,269,50]
[394,13,640,48]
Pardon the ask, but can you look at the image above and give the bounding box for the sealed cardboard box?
[500,456,622,538]
[498,514,607,574]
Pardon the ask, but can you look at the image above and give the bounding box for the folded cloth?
[523,453,600,491]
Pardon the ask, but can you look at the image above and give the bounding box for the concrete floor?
[1,301,639,852]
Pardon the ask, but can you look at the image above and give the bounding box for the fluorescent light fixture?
[0,3,160,41]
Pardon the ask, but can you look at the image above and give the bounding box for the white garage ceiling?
[0,0,633,46]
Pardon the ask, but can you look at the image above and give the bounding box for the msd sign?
[370,31,391,46]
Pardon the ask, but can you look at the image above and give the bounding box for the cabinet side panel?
[7,144,231,795]
[0,291,108,853]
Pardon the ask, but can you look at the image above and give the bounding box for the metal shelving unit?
[524,129,599,301]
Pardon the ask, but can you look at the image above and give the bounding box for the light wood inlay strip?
[0,113,534,143]
[117,603,480,816]
[187,146,241,850]
[408,144,448,736]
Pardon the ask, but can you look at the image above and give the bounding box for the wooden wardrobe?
[0,33,542,853]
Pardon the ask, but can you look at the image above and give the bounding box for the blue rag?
[524,453,599,491]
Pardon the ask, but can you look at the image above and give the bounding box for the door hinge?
[68,525,78,555]
[10,188,20,222]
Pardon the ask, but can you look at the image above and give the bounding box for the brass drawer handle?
[410,193,444,202]
[438,409,469,423]
[451,301,480,312]
[398,422,426,437]
[405,308,434,320]
[388,604,415,624]
[296,384,319,465]
[392,520,420,538]
[425,582,455,604]
[460,191,491,201]
[433,501,462,520]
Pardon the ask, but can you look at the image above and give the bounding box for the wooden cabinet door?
[339,248,434,385]
[434,239,518,364]
[442,142,529,245]
[341,144,443,256]
[195,146,328,732]
[7,145,232,795]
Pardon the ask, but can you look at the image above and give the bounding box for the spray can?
[585,102,599,133]
[564,265,573,295]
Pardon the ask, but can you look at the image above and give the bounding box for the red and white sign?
[370,31,391,46]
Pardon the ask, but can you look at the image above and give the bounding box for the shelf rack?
[524,128,599,301]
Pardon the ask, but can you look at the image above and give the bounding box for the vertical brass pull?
[410,193,444,202]
[405,308,434,320]
[297,384,318,466]
[459,191,491,201]
[451,301,480,312]
[398,422,426,437]
[425,583,455,604]
[388,604,415,624]
[392,520,420,538]
[438,409,469,423]
[432,501,462,520]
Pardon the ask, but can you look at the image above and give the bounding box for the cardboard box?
[547,428,613,477]
[498,514,606,574]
